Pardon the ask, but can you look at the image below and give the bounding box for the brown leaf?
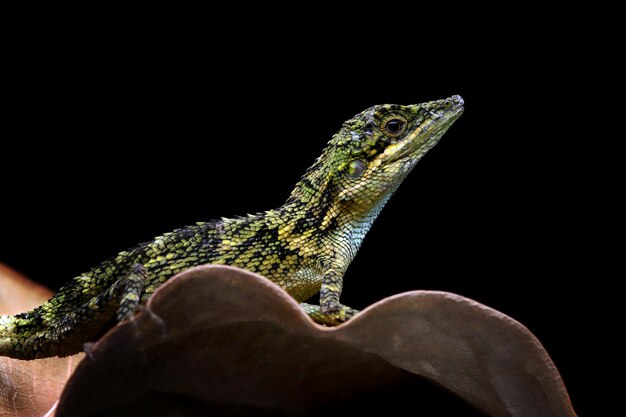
[0,263,52,314]
[0,355,84,417]
[55,265,577,417]
[0,264,84,417]
[335,292,576,417]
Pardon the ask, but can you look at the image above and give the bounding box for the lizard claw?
[321,302,359,323]
[83,342,96,361]
[320,301,341,315]
[121,304,167,342]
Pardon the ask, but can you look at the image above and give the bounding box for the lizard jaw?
[384,96,464,166]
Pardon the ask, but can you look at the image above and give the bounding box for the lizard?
[0,95,464,359]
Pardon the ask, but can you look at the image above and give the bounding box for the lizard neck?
[281,179,398,264]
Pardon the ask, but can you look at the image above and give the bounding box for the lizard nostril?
[450,95,464,106]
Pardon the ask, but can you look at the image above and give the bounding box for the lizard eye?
[382,115,407,137]
[347,160,366,179]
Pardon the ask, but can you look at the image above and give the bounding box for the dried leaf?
[54,265,576,417]
[0,264,84,417]
[0,355,84,417]
[0,263,52,314]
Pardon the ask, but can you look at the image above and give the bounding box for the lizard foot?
[121,303,167,339]
[303,302,359,326]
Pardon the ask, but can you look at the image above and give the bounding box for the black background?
[1,12,615,416]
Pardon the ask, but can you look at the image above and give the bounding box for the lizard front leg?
[301,268,359,326]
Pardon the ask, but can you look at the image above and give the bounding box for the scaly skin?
[0,96,464,359]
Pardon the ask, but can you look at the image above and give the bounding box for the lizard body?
[1,96,463,359]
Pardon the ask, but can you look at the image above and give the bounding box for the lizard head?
[288,95,464,223]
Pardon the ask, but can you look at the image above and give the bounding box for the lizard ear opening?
[347,160,366,179]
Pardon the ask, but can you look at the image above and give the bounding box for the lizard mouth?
[384,97,464,165]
